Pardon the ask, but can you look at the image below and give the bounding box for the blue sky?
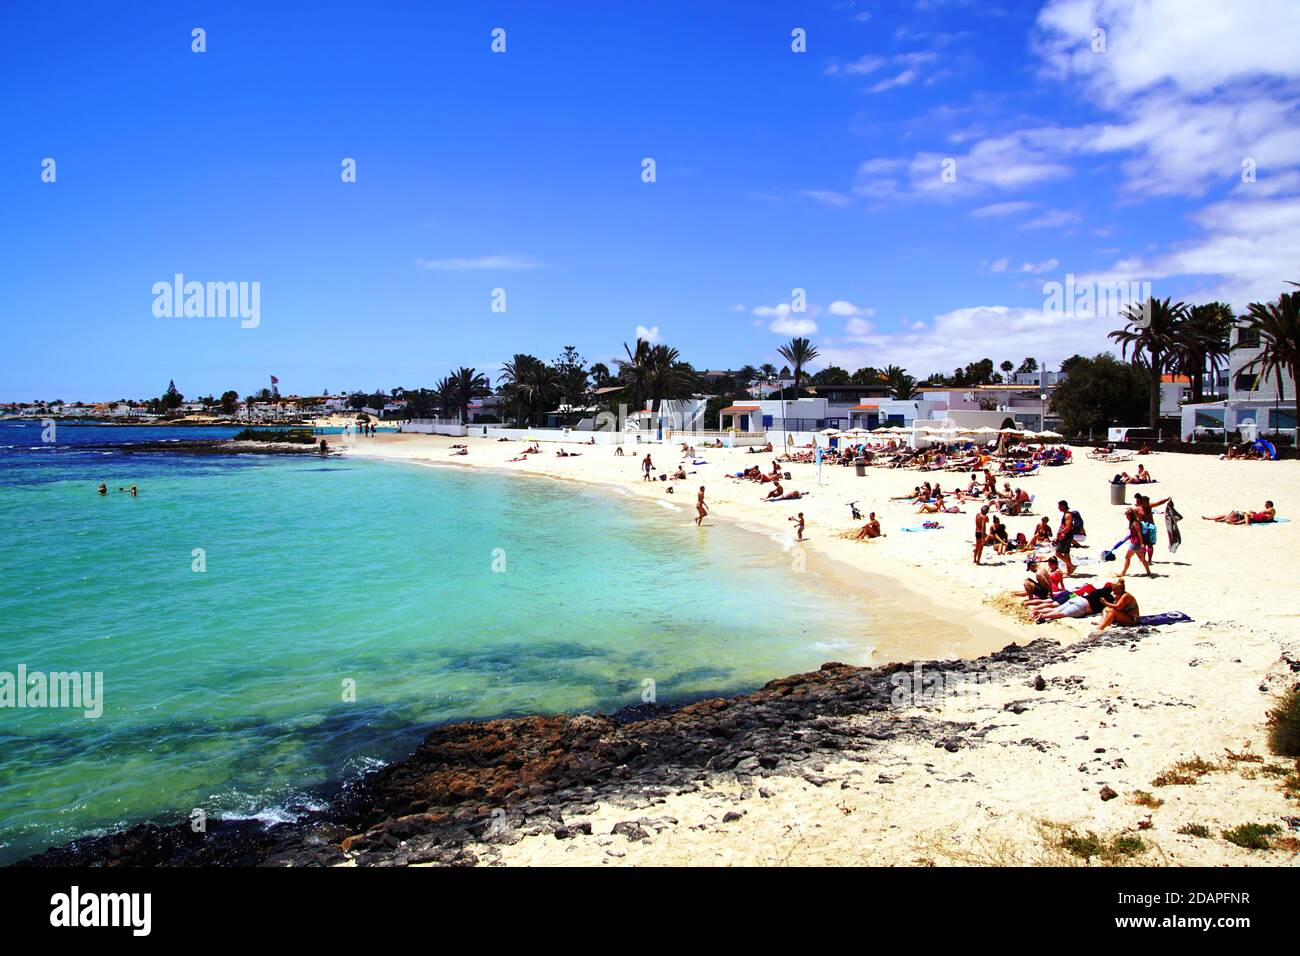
[2,0,1298,402]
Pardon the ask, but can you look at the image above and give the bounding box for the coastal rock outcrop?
[19,630,1153,867]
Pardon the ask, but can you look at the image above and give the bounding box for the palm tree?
[434,376,457,419]
[499,354,543,426]
[1178,302,1234,403]
[522,361,558,426]
[642,344,697,413]
[450,367,491,424]
[881,364,918,399]
[589,362,613,388]
[1108,296,1189,428]
[1238,288,1299,434]
[776,337,819,395]
[615,338,653,410]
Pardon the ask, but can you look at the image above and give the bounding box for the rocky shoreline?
[18,628,1164,867]
[69,439,338,456]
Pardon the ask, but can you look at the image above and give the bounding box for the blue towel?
[1136,612,1193,627]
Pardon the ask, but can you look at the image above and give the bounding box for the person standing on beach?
[695,486,708,526]
[1134,492,1169,565]
[642,454,654,481]
[1054,500,1078,576]
[790,511,805,541]
[1119,508,1154,578]
[973,505,989,564]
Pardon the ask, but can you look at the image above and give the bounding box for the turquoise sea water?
[0,422,869,863]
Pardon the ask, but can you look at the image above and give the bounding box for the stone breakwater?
[69,439,338,456]
[19,629,1161,867]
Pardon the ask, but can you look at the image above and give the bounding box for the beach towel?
[1165,499,1183,553]
[900,523,943,532]
[1136,611,1193,627]
[692,459,708,466]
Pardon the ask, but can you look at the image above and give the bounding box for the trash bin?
[855,462,867,477]
[1109,481,1127,505]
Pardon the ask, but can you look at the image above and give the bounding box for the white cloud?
[770,316,819,336]
[844,317,874,338]
[983,256,1011,274]
[417,255,539,271]
[1077,194,1300,308]
[1032,0,1300,196]
[1020,208,1080,230]
[828,299,875,317]
[635,325,661,343]
[1035,0,1300,102]
[754,303,819,335]
[867,69,918,94]
[825,54,886,76]
[1020,257,1060,274]
[802,189,854,207]
[817,304,1117,378]
[970,200,1036,218]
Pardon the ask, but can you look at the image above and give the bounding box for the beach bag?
[1070,509,1085,536]
[1140,520,1157,545]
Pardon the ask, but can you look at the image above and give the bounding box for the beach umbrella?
[1039,430,1063,439]
[817,427,840,435]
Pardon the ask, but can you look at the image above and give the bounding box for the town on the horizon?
[7,284,1296,444]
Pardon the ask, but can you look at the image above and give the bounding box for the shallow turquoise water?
[0,423,868,863]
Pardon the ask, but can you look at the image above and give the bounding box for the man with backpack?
[1055,499,1084,576]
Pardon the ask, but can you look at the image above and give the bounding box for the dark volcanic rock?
[20,631,1152,867]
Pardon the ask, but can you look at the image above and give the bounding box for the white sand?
[346,432,1300,865]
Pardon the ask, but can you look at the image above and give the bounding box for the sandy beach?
[336,431,1300,866]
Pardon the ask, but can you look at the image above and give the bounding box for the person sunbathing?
[855,512,884,539]
[1031,584,1114,621]
[988,517,1011,553]
[671,465,687,480]
[1030,517,1053,547]
[1125,464,1153,483]
[764,481,786,500]
[892,486,923,501]
[451,448,468,456]
[1203,501,1276,524]
[1097,579,1139,629]
[918,494,962,515]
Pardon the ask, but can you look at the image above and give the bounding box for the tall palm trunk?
[1148,350,1161,429]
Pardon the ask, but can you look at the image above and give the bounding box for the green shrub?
[1177,823,1211,838]
[1054,827,1146,863]
[1221,823,1281,850]
[1267,689,1300,757]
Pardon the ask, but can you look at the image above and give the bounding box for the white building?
[1179,317,1296,440]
